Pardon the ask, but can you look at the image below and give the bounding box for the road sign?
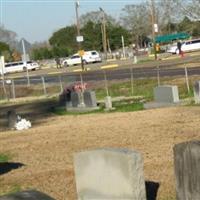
[78,50,85,56]
[154,24,158,33]
[76,36,84,42]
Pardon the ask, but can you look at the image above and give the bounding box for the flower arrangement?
[59,82,88,105]
[15,115,31,130]
[73,82,87,92]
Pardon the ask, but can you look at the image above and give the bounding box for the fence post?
[41,76,47,96]
[79,73,85,107]
[130,67,134,96]
[103,70,109,96]
[184,65,190,94]
[12,79,16,100]
[157,64,160,86]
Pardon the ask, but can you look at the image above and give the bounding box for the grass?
[53,101,144,115]
[0,184,22,196]
[1,76,197,107]
[95,78,158,100]
[0,154,10,163]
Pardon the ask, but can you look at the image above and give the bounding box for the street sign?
[154,24,158,33]
[78,50,85,56]
[76,35,84,42]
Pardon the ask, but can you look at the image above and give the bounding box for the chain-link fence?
[0,65,199,103]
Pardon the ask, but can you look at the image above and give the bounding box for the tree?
[81,21,102,51]
[49,25,77,56]
[0,41,9,54]
[80,10,116,27]
[120,3,151,47]
[106,23,131,50]
[156,0,180,34]
[175,0,200,21]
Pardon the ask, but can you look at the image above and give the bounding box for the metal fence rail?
[0,66,198,101]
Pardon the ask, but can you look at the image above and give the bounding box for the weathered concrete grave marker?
[193,81,200,103]
[74,148,147,200]
[173,140,200,200]
[7,110,17,129]
[154,85,179,103]
[144,85,180,109]
[83,90,97,107]
[0,190,55,200]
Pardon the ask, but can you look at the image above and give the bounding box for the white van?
[62,50,102,66]
[167,39,200,54]
[0,61,40,75]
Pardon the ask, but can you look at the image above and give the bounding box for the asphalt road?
[1,52,200,85]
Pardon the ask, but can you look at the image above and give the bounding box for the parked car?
[0,61,40,75]
[62,50,102,66]
[167,38,200,54]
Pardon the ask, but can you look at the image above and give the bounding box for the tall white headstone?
[74,148,147,200]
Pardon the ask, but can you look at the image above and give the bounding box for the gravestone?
[7,110,17,129]
[193,81,200,103]
[173,140,200,200]
[74,148,147,200]
[105,96,113,110]
[71,92,81,107]
[154,85,179,103]
[0,190,55,200]
[83,91,97,107]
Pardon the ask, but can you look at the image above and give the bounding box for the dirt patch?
[0,107,200,199]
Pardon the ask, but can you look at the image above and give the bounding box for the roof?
[155,32,190,43]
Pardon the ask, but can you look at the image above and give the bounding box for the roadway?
[1,51,200,85]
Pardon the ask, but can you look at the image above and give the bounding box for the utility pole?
[121,35,125,58]
[99,7,107,60]
[22,38,30,86]
[75,0,84,71]
[0,0,3,26]
[149,0,157,60]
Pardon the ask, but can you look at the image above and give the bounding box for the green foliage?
[0,42,9,54]
[49,26,77,54]
[31,47,53,60]
[0,42,13,61]
[107,23,131,50]
[81,21,102,51]
[53,101,143,115]
[0,153,10,163]
[48,20,132,56]
[177,17,200,37]
[112,101,143,112]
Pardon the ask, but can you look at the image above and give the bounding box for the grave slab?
[71,92,81,107]
[83,91,97,107]
[173,140,200,200]
[154,85,179,103]
[193,81,200,103]
[74,148,146,200]
[0,190,55,200]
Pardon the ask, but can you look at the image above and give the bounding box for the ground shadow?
[0,162,24,175]
[0,99,60,131]
[145,181,160,200]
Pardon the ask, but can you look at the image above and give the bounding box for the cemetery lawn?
[0,106,200,199]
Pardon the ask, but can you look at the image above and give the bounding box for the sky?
[0,0,144,43]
